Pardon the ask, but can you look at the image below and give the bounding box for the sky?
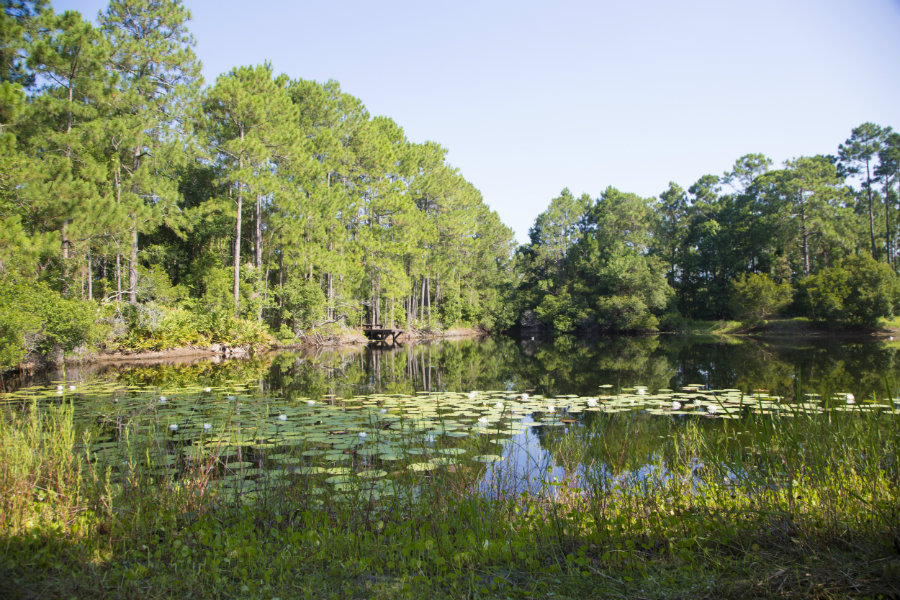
[55,0,900,243]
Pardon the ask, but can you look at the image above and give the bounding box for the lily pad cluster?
[2,380,894,501]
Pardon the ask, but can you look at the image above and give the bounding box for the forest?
[0,0,517,369]
[2,0,900,370]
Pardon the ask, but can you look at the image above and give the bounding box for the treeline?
[515,129,900,333]
[0,0,515,367]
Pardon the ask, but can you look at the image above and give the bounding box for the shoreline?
[7,322,897,376]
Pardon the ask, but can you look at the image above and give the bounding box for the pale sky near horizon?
[55,0,900,243]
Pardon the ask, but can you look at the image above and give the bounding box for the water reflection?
[9,334,896,401]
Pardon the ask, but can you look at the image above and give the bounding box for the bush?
[275,277,325,333]
[798,254,900,327]
[729,273,792,327]
[0,279,100,368]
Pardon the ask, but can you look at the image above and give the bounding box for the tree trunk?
[866,161,876,259]
[234,132,244,318]
[234,182,243,318]
[800,193,810,277]
[129,218,138,304]
[87,251,93,300]
[255,193,262,270]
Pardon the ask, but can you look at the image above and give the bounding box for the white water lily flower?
[56,385,64,391]
[586,398,598,407]
[69,385,76,391]
[56,390,63,396]
[494,402,504,409]
[278,414,287,421]
[636,388,647,395]
[307,400,316,406]
[706,404,718,415]
[203,423,212,431]
[169,423,178,431]
[845,393,855,404]
[521,393,529,400]
[159,396,167,403]
[546,404,555,412]
[379,408,387,414]
[468,391,477,399]
[424,434,436,443]
[204,387,211,393]
[672,401,682,410]
[477,416,489,425]
[227,395,235,401]
[358,432,367,438]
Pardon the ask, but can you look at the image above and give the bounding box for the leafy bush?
[798,254,900,327]
[275,277,325,333]
[0,279,100,368]
[109,302,273,351]
[729,273,792,327]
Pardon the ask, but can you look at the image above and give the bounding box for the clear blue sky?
[56,0,900,243]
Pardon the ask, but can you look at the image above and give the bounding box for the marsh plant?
[1,381,899,599]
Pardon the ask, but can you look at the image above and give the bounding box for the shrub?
[0,279,100,368]
[729,273,792,327]
[798,254,900,327]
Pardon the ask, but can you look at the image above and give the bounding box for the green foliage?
[109,302,273,351]
[798,254,900,327]
[729,272,792,327]
[276,277,325,333]
[0,279,99,367]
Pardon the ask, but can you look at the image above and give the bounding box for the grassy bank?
[1,398,898,599]
[668,316,900,339]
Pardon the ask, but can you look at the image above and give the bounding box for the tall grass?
[1,395,899,599]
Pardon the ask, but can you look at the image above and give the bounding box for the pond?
[2,334,898,502]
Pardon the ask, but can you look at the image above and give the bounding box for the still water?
[3,334,898,498]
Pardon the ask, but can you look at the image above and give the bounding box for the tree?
[100,0,201,303]
[203,63,299,317]
[875,130,899,267]
[752,156,850,278]
[20,9,114,295]
[839,122,884,260]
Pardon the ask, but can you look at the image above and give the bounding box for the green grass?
[1,398,898,599]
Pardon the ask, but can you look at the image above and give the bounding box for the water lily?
[546,404,555,412]
[204,387,211,393]
[227,395,235,401]
[358,431,367,438]
[586,398,598,407]
[521,393,529,400]
[494,401,504,409]
[68,385,76,391]
[56,385,64,391]
[672,401,682,410]
[379,408,387,414]
[278,414,287,421]
[169,423,178,431]
[636,388,647,395]
[845,393,855,404]
[477,416,489,425]
[203,423,212,431]
[706,404,718,415]
[307,400,315,406]
[159,396,167,403]
[468,391,477,399]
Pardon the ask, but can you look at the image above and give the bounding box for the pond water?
[3,334,898,500]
